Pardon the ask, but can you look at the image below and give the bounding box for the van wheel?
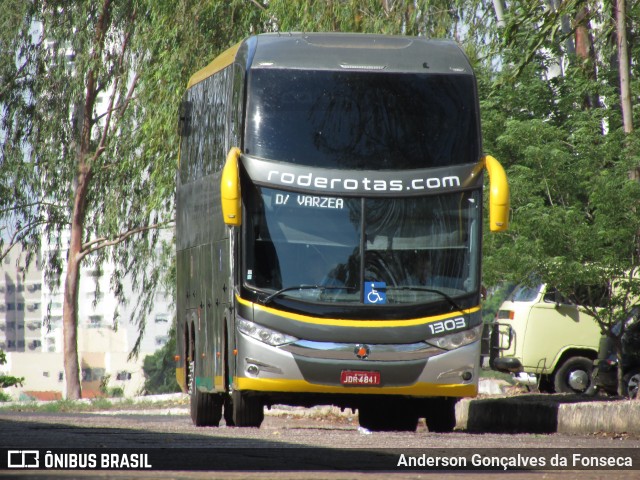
[623,369,640,399]
[553,356,594,394]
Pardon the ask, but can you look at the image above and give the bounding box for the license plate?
[340,370,381,386]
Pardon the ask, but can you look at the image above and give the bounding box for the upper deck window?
[245,69,479,169]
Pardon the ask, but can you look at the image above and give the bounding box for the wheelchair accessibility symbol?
[365,282,387,305]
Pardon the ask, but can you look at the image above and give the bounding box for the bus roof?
[251,33,471,74]
[187,33,472,88]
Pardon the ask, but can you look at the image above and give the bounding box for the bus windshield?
[243,186,481,305]
[244,69,479,169]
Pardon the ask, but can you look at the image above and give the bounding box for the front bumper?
[233,332,480,398]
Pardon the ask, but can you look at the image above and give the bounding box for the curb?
[456,394,640,434]
[558,400,640,434]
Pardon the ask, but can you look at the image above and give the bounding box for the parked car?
[486,283,601,393]
[592,307,640,399]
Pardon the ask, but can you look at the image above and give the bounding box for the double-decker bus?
[176,33,509,432]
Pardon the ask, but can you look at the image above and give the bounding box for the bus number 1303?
[428,317,467,335]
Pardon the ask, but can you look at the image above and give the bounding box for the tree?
[29,0,178,400]
[0,0,268,400]
[479,0,640,395]
[0,349,24,397]
[142,325,180,395]
[262,0,468,38]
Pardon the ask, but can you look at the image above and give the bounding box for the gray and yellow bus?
[175,33,509,432]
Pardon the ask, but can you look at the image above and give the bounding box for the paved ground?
[4,378,639,435]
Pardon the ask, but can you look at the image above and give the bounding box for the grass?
[0,395,188,413]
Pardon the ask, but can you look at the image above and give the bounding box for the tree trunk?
[616,0,633,134]
[616,342,626,397]
[546,0,576,69]
[492,0,506,28]
[574,6,600,109]
[62,165,92,400]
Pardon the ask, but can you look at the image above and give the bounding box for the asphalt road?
[0,405,639,479]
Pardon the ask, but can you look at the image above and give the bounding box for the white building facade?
[0,243,173,400]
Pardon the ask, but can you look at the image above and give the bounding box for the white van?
[488,283,601,393]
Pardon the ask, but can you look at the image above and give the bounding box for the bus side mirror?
[221,147,242,226]
[483,155,510,232]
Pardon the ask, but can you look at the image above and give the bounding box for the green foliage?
[478,1,640,387]
[0,349,23,392]
[1,1,262,398]
[99,375,124,398]
[142,325,180,395]
[263,0,463,37]
[482,284,515,325]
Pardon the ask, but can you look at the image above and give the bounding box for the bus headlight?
[426,324,483,350]
[237,318,298,346]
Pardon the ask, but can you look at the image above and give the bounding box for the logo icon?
[7,450,39,469]
[354,344,371,360]
[364,282,386,304]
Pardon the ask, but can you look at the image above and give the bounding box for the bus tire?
[423,398,457,432]
[623,368,640,399]
[358,400,419,432]
[223,394,235,426]
[231,390,264,427]
[553,356,594,394]
[190,360,223,427]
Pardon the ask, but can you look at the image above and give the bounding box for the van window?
[570,284,609,308]
[543,284,608,307]
[543,287,567,304]
[509,284,541,302]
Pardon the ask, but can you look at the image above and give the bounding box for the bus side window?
[178,100,192,137]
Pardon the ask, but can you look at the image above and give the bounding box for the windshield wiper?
[386,286,465,312]
[262,285,353,305]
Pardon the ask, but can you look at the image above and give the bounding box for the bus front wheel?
[423,398,458,432]
[358,400,419,432]
[230,390,264,427]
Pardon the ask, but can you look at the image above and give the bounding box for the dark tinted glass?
[243,186,362,303]
[245,69,479,169]
[242,186,480,305]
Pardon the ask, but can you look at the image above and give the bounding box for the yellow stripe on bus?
[187,42,242,89]
[175,367,186,393]
[235,377,476,397]
[236,295,480,328]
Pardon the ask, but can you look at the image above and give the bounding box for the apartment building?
[0,248,43,354]
[0,242,174,400]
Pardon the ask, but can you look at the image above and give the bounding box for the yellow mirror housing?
[221,147,242,226]
[484,155,509,232]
